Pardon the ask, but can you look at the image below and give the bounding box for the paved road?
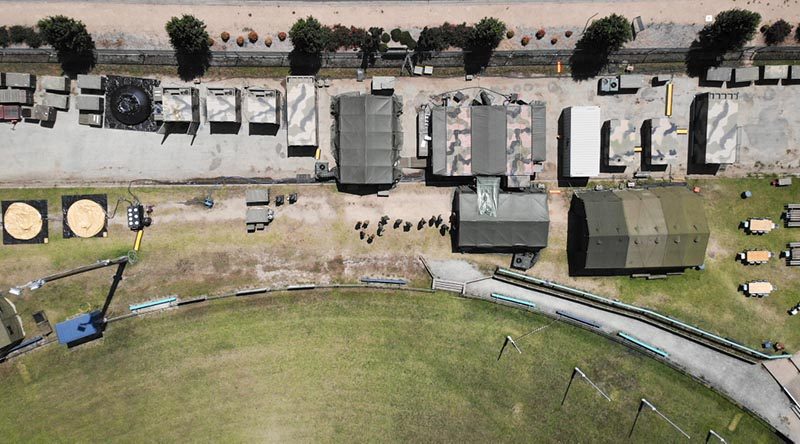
[424,259,800,440]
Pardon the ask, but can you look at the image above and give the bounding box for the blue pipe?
[129,297,176,311]
[619,332,669,357]
[491,293,536,308]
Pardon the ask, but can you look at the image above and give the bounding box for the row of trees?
[416,18,506,53]
[288,17,384,55]
[0,25,43,48]
[8,11,797,78]
[570,9,773,79]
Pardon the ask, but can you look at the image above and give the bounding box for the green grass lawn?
[0,290,779,443]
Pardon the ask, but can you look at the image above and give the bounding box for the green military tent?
[455,186,549,252]
[568,187,709,274]
[332,94,403,185]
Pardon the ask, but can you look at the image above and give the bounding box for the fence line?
[1,47,799,69]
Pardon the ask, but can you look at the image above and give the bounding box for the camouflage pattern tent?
[331,94,402,185]
[0,296,24,353]
[642,118,680,166]
[691,93,738,165]
[569,187,709,273]
[160,87,200,123]
[286,76,318,147]
[206,88,241,123]
[429,102,543,179]
[455,185,549,252]
[244,88,280,125]
[603,119,637,168]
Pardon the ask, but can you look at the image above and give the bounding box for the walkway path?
[426,259,800,440]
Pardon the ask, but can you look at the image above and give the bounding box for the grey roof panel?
[334,94,400,185]
[457,189,549,250]
[470,105,507,175]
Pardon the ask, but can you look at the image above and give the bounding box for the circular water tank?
[110,85,152,126]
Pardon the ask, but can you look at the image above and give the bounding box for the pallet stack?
[786,243,800,266]
[786,204,800,228]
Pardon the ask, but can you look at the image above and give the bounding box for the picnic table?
[745,218,776,234]
[743,250,772,264]
[743,281,774,297]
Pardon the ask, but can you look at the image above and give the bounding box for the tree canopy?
[763,19,792,46]
[289,16,330,54]
[38,15,95,54]
[577,14,632,53]
[468,17,506,50]
[165,15,210,54]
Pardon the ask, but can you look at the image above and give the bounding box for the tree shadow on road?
[289,50,322,76]
[176,50,211,81]
[58,50,96,76]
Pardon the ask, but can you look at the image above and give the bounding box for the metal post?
[632,398,691,440]
[99,260,128,322]
[706,429,727,443]
[561,368,578,406]
[629,399,647,438]
[575,367,612,401]
[497,335,522,361]
[497,336,509,361]
[507,336,522,354]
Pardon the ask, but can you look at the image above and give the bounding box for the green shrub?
[417,26,448,52]
[38,15,96,74]
[399,30,414,47]
[441,22,472,49]
[327,24,351,51]
[390,28,401,42]
[165,15,210,53]
[380,32,390,43]
[577,13,632,52]
[764,19,792,45]
[38,15,95,54]
[25,31,43,48]
[468,17,506,50]
[8,25,33,44]
[378,42,388,52]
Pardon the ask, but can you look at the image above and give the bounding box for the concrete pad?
[762,65,789,80]
[790,66,800,80]
[733,67,759,83]
[425,259,485,283]
[705,67,732,82]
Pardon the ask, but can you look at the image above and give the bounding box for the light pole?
[629,398,690,440]
[561,367,612,406]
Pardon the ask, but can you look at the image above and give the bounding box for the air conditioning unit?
[600,77,619,93]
